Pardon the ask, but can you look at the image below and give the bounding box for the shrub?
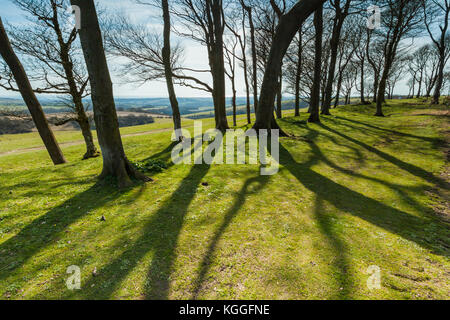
[132,159,168,173]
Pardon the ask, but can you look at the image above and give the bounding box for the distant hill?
[0,96,297,117]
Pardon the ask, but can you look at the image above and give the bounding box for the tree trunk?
[162,0,182,140]
[77,113,97,160]
[240,19,252,124]
[376,66,390,116]
[71,0,149,188]
[360,56,367,104]
[416,71,423,98]
[54,11,99,160]
[322,23,341,113]
[252,0,326,131]
[308,5,323,123]
[373,76,378,102]
[244,64,252,124]
[376,34,398,117]
[209,0,229,131]
[276,67,282,119]
[295,27,302,117]
[432,51,445,104]
[334,75,343,108]
[232,79,237,127]
[0,18,66,165]
[245,5,259,114]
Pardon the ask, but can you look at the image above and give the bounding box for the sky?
[0,0,434,99]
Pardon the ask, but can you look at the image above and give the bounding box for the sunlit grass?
[0,99,448,300]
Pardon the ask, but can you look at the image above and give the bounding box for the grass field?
[0,99,448,300]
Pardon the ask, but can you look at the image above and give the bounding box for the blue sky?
[0,0,433,99]
[0,0,216,98]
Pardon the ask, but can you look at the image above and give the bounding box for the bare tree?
[0,17,66,165]
[224,3,251,124]
[70,0,150,188]
[253,0,327,132]
[308,4,323,123]
[0,0,99,159]
[331,16,361,108]
[423,47,442,97]
[386,56,405,99]
[161,0,182,140]
[171,0,229,131]
[372,0,425,116]
[423,0,450,104]
[321,0,355,115]
[365,31,385,102]
[240,0,259,113]
[410,45,434,97]
[224,34,238,126]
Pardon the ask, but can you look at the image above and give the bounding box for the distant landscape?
[0,96,300,134]
[0,96,300,117]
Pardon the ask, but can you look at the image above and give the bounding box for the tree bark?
[416,71,423,98]
[276,66,283,119]
[232,78,237,127]
[308,4,323,123]
[0,18,66,165]
[376,34,399,117]
[70,0,149,188]
[432,48,446,105]
[78,113,97,160]
[240,17,252,124]
[334,74,343,108]
[208,0,229,131]
[426,1,449,105]
[52,3,99,160]
[162,0,182,140]
[242,3,259,114]
[253,0,326,131]
[360,56,367,104]
[322,1,350,115]
[295,27,303,117]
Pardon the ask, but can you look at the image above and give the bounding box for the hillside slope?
[0,100,448,300]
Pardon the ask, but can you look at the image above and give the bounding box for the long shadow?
[303,126,436,216]
[191,174,271,299]
[68,163,211,299]
[141,142,177,164]
[334,116,441,144]
[318,123,449,188]
[0,180,127,279]
[279,143,449,258]
[312,197,354,299]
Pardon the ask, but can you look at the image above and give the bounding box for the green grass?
[0,99,448,300]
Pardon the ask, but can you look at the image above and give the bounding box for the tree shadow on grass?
[318,122,449,188]
[0,179,129,281]
[333,116,442,144]
[68,163,211,299]
[279,142,449,259]
[302,125,436,216]
[191,174,271,299]
[312,197,354,299]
